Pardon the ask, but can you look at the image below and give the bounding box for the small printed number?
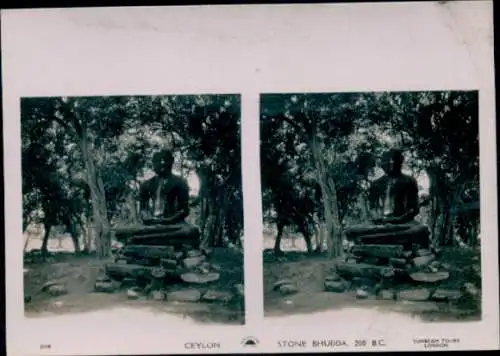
[40,344,51,349]
[355,340,367,347]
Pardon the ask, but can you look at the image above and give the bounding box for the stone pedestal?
[106,224,221,294]
[325,224,451,304]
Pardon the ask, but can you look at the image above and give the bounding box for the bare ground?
[24,248,245,325]
[263,246,481,322]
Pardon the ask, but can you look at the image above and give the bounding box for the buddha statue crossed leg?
[345,148,430,250]
[114,149,200,247]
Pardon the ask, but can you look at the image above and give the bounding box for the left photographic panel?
[21,94,245,325]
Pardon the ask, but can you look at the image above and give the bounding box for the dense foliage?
[22,91,479,258]
[22,95,243,257]
[260,91,480,255]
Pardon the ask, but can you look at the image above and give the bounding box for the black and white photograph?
[3,1,498,354]
[21,94,245,324]
[261,91,482,322]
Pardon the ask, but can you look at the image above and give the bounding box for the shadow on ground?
[24,248,244,325]
[263,247,481,323]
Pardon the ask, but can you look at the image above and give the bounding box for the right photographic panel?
[260,91,481,321]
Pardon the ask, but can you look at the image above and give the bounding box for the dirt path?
[263,248,481,322]
[24,248,244,325]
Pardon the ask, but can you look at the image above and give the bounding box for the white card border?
[2,1,498,354]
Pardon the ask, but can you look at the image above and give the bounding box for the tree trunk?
[66,220,81,253]
[217,188,232,246]
[310,136,342,258]
[224,188,242,245]
[211,203,222,247]
[432,196,450,247]
[436,180,466,247]
[200,214,212,248]
[210,196,225,247]
[201,196,222,248]
[449,181,468,246]
[200,194,216,248]
[198,178,229,248]
[437,209,451,246]
[41,221,52,255]
[197,169,211,248]
[316,222,326,252]
[198,194,208,233]
[80,136,111,259]
[82,222,92,253]
[427,169,440,247]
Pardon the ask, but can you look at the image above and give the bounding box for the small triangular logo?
[241,337,259,347]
